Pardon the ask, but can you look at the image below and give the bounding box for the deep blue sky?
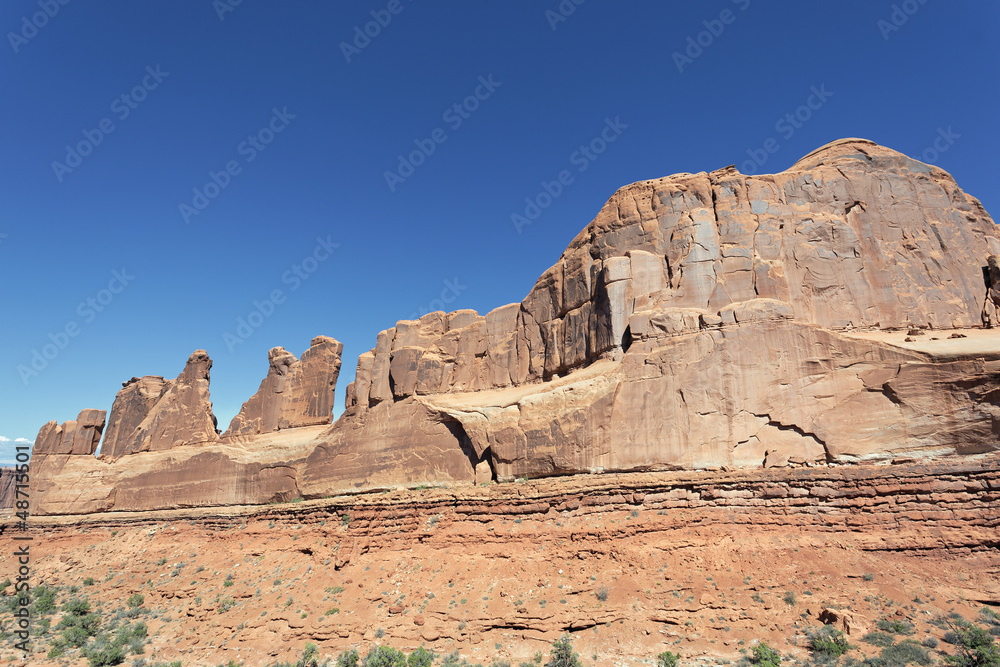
[2,1,998,463]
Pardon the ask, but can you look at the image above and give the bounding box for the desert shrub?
[85,640,127,667]
[864,633,897,648]
[943,620,1000,667]
[408,647,434,667]
[657,651,679,667]
[295,643,321,667]
[864,574,876,581]
[922,638,938,649]
[126,594,144,609]
[750,642,781,667]
[595,587,609,602]
[64,624,92,648]
[784,592,797,606]
[880,640,931,667]
[546,635,582,667]
[810,625,853,660]
[64,597,93,616]
[32,585,58,615]
[877,620,915,636]
[337,650,360,667]
[362,646,407,667]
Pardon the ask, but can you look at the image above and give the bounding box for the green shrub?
[295,643,320,667]
[877,620,916,636]
[880,640,932,667]
[64,597,93,616]
[810,625,853,659]
[336,650,360,667]
[84,577,96,586]
[657,651,679,667]
[864,633,897,648]
[85,640,126,667]
[63,624,91,648]
[546,635,582,667]
[362,646,407,667]
[750,642,782,667]
[408,647,434,667]
[126,594,144,609]
[32,585,57,615]
[943,620,1000,667]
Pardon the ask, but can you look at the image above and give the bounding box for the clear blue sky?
[2,1,998,464]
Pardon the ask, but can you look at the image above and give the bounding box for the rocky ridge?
[27,138,1000,515]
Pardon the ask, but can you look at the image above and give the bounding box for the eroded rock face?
[348,140,1000,413]
[336,138,1000,483]
[100,351,219,458]
[26,138,1000,514]
[33,409,107,456]
[225,336,343,437]
[100,376,171,459]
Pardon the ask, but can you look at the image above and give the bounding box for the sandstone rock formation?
[307,138,1000,495]
[33,409,107,456]
[225,336,343,437]
[100,376,171,458]
[27,139,1000,514]
[0,468,16,510]
[99,351,219,459]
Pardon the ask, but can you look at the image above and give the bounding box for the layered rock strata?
[27,139,1000,514]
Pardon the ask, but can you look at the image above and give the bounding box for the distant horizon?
[3,2,998,449]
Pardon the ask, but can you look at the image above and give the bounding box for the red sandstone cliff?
[28,139,1000,515]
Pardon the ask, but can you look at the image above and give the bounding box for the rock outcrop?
[311,138,1000,494]
[225,336,343,437]
[27,139,1000,514]
[99,351,219,459]
[0,468,16,510]
[33,409,107,456]
[100,376,171,459]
